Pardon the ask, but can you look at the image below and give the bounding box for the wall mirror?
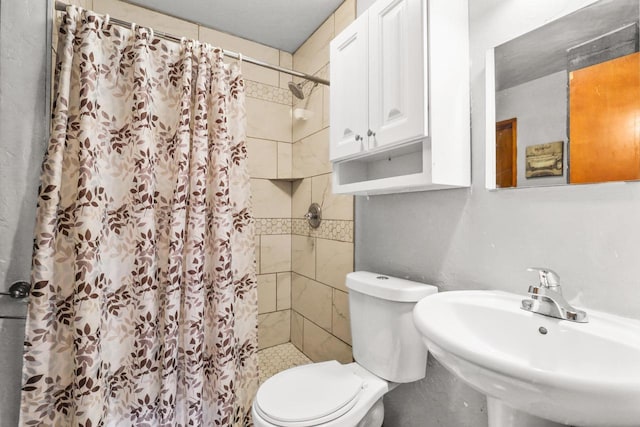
[485,0,640,190]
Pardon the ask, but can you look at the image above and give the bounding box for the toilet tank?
[346,271,438,383]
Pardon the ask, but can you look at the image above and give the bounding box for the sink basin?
[413,290,640,427]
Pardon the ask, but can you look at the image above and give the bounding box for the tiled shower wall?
[289,0,356,364]
[56,0,356,363]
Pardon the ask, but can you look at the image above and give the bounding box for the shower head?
[287,80,320,100]
[288,81,306,100]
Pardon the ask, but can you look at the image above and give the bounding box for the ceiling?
[495,0,639,91]
[126,0,345,53]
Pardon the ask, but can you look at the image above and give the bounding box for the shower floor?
[258,343,312,384]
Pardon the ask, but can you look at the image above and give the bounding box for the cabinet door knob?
[355,134,363,142]
[367,129,376,137]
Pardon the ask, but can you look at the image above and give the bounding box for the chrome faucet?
[520,267,588,323]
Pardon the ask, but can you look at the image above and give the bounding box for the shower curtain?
[20,6,258,426]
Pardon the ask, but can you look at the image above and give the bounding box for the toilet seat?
[254,361,364,427]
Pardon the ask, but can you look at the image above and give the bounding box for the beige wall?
[290,0,356,364]
[56,0,356,362]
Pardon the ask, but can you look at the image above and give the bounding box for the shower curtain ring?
[149,27,154,40]
[104,14,110,27]
[238,53,243,64]
[131,22,137,32]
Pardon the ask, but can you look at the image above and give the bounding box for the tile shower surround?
[251,0,356,365]
[57,0,356,367]
[287,0,356,365]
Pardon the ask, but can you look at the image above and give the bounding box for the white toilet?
[252,271,438,427]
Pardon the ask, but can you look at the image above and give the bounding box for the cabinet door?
[368,0,424,149]
[330,17,369,161]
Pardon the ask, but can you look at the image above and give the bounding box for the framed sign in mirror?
[485,0,640,190]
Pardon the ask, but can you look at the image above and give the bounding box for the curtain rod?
[54,0,330,86]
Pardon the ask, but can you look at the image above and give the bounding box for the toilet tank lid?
[346,271,438,302]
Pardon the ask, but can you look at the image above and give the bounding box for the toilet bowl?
[252,272,438,427]
[252,361,389,427]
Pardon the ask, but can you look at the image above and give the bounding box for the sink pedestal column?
[487,398,568,427]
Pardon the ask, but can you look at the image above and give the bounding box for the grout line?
[247,136,293,145]
[287,171,334,181]
[275,141,280,179]
[258,307,290,316]
[256,234,261,274]
[259,341,300,352]
[300,312,305,353]
[291,271,340,292]
[291,124,329,144]
[290,224,354,243]
[330,288,334,334]
[294,309,352,348]
[274,272,280,311]
[314,235,318,281]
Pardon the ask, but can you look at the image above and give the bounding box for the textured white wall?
[0,1,49,425]
[0,0,49,292]
[355,0,639,426]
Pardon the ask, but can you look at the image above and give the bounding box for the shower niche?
[329,0,470,195]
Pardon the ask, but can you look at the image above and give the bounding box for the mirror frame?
[485,48,497,190]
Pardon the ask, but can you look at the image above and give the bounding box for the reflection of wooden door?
[496,118,517,188]
[569,52,640,184]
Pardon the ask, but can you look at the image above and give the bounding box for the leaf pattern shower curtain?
[20,6,258,426]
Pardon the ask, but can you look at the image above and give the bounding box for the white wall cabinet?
[329,15,369,160]
[367,0,424,150]
[329,0,470,195]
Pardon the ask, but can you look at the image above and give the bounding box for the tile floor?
[258,343,312,384]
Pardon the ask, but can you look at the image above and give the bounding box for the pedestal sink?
[413,290,640,427]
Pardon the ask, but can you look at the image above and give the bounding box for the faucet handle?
[527,267,561,291]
